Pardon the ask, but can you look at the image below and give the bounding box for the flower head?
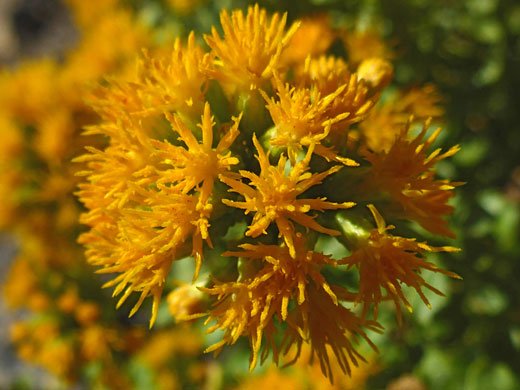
[205,4,300,95]
[201,234,379,377]
[340,205,461,322]
[281,14,335,67]
[154,102,242,205]
[295,55,379,133]
[262,75,360,166]
[283,285,381,380]
[361,120,462,237]
[221,135,354,258]
[92,31,213,121]
[77,103,240,326]
[135,32,214,117]
[343,30,394,66]
[359,84,444,153]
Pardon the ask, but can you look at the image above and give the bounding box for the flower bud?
[167,284,204,320]
[357,58,394,92]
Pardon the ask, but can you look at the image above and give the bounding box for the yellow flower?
[361,120,462,237]
[77,102,240,326]
[296,55,351,95]
[221,135,354,258]
[155,102,242,205]
[90,31,211,122]
[340,205,461,322]
[167,283,204,320]
[60,6,150,92]
[75,302,101,326]
[237,344,379,390]
[357,57,394,92]
[37,338,75,380]
[135,32,214,118]
[295,55,379,133]
[359,84,444,153]
[295,345,379,390]
[34,109,75,164]
[79,325,116,361]
[63,0,119,29]
[236,366,304,390]
[262,75,360,166]
[0,113,24,164]
[137,326,202,367]
[205,4,300,95]
[3,257,39,309]
[283,284,381,380]
[343,30,394,66]
[281,14,335,67]
[393,84,444,120]
[57,288,80,314]
[79,185,203,327]
[10,322,30,344]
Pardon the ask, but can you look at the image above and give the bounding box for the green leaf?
[465,285,508,316]
[464,358,519,390]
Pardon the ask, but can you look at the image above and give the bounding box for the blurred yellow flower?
[75,301,101,326]
[79,325,116,361]
[282,14,335,67]
[359,84,444,153]
[237,366,304,390]
[3,257,39,309]
[167,0,206,15]
[343,30,394,66]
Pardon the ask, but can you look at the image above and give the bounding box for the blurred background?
[1,0,519,389]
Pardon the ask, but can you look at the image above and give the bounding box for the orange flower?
[283,285,381,381]
[361,120,462,237]
[340,205,461,322]
[201,234,378,376]
[358,84,444,153]
[220,135,354,258]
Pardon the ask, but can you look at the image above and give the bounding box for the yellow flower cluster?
[236,344,379,390]
[74,3,461,380]
[5,272,146,387]
[0,0,157,387]
[0,0,149,242]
